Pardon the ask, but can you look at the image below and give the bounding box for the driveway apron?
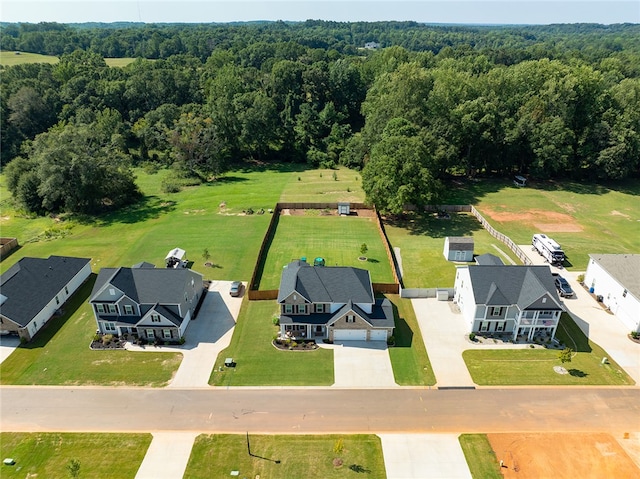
[0,335,20,365]
[135,432,197,479]
[379,434,472,479]
[325,340,396,387]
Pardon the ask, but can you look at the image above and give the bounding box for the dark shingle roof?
[0,256,90,327]
[91,267,202,309]
[447,237,474,251]
[468,265,563,311]
[280,298,394,328]
[475,254,504,266]
[277,260,373,304]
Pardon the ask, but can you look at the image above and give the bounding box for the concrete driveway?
[321,340,396,387]
[135,432,198,479]
[125,280,243,388]
[380,434,472,479]
[0,334,20,365]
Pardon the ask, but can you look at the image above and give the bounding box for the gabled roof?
[589,254,640,300]
[279,298,394,328]
[132,261,156,269]
[467,265,563,311]
[0,256,91,327]
[91,267,202,311]
[447,237,474,251]
[475,253,504,266]
[277,260,374,304]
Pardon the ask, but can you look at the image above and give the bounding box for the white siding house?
[0,256,92,341]
[584,254,640,332]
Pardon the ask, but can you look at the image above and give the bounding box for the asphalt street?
[2,386,639,434]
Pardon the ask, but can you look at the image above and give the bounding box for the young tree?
[66,458,81,478]
[558,347,574,364]
[360,243,368,256]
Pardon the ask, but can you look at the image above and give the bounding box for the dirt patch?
[487,433,639,479]
[482,207,583,232]
[611,210,631,219]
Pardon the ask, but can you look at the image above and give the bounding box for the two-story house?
[89,263,203,342]
[277,260,394,342]
[454,265,564,341]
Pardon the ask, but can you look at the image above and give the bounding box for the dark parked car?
[229,281,242,297]
[554,276,574,297]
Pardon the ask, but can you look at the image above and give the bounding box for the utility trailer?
[532,234,565,265]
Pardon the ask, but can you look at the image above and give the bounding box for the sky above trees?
[3,1,639,25]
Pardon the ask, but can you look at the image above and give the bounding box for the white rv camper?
[532,234,565,265]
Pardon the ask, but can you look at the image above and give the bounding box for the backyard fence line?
[373,283,400,294]
[373,208,403,288]
[0,237,18,259]
[277,202,369,210]
[469,206,532,265]
[400,288,455,299]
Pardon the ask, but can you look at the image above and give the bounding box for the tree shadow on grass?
[349,464,371,473]
[77,196,177,227]
[384,211,483,238]
[568,369,588,378]
[388,301,413,348]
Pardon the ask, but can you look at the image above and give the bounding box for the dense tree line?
[1,21,639,215]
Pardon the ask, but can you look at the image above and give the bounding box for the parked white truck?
[532,233,565,265]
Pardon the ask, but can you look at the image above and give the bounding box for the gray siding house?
[278,260,394,341]
[89,264,203,342]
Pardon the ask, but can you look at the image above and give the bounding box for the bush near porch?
[462,314,634,386]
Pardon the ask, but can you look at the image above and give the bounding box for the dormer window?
[124,305,133,315]
[315,304,325,313]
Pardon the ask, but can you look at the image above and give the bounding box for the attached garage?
[333,329,367,341]
[369,329,388,341]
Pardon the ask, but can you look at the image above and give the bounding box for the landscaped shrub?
[161,178,182,193]
[469,332,476,341]
[272,316,279,326]
[102,334,113,345]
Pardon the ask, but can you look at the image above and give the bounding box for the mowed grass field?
[184,434,386,479]
[384,212,521,288]
[0,432,151,479]
[279,167,365,203]
[0,51,137,67]
[258,214,395,290]
[462,314,634,386]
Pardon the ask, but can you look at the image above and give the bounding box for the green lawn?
[0,278,182,386]
[458,434,502,479]
[462,314,634,386]
[258,214,395,290]
[210,299,334,386]
[184,434,386,479]
[0,51,137,67]
[0,432,151,478]
[384,212,521,288]
[279,166,365,203]
[446,178,640,271]
[387,295,436,386]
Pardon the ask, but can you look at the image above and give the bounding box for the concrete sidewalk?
[380,434,472,479]
[322,340,396,387]
[135,432,198,479]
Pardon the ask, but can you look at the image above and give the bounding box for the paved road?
[2,386,639,434]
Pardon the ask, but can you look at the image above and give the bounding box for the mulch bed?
[90,339,126,350]
[272,339,319,351]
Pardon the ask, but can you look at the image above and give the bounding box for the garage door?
[369,330,388,341]
[334,329,367,341]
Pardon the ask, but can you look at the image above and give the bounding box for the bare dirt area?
[487,432,639,479]
[481,207,583,233]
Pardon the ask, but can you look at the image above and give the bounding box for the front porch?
[280,324,326,341]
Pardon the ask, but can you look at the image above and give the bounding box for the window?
[109,288,116,296]
[496,322,505,332]
[108,304,117,314]
[96,304,105,314]
[185,293,188,302]
[65,286,69,295]
[104,322,116,332]
[489,307,503,317]
[55,296,59,305]
[480,322,488,332]
[315,304,325,313]
[163,329,172,339]
[124,305,133,315]
[297,304,307,314]
[623,289,628,298]
[346,315,356,323]
[284,304,293,314]
[151,314,161,323]
[147,329,155,339]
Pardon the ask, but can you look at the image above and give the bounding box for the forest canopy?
[1,21,639,214]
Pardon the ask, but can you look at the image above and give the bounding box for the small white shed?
[338,202,350,215]
[443,237,474,262]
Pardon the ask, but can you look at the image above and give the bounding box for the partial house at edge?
[89,263,203,342]
[0,256,92,341]
[585,254,640,332]
[278,260,394,341]
[454,265,564,341]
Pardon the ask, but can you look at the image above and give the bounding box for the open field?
[462,314,634,386]
[279,166,365,203]
[445,178,640,271]
[486,433,639,478]
[257,213,395,290]
[0,278,182,386]
[458,434,502,479]
[0,51,137,67]
[386,295,436,386]
[384,212,522,288]
[184,434,386,479]
[0,432,151,478]
[210,299,334,386]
